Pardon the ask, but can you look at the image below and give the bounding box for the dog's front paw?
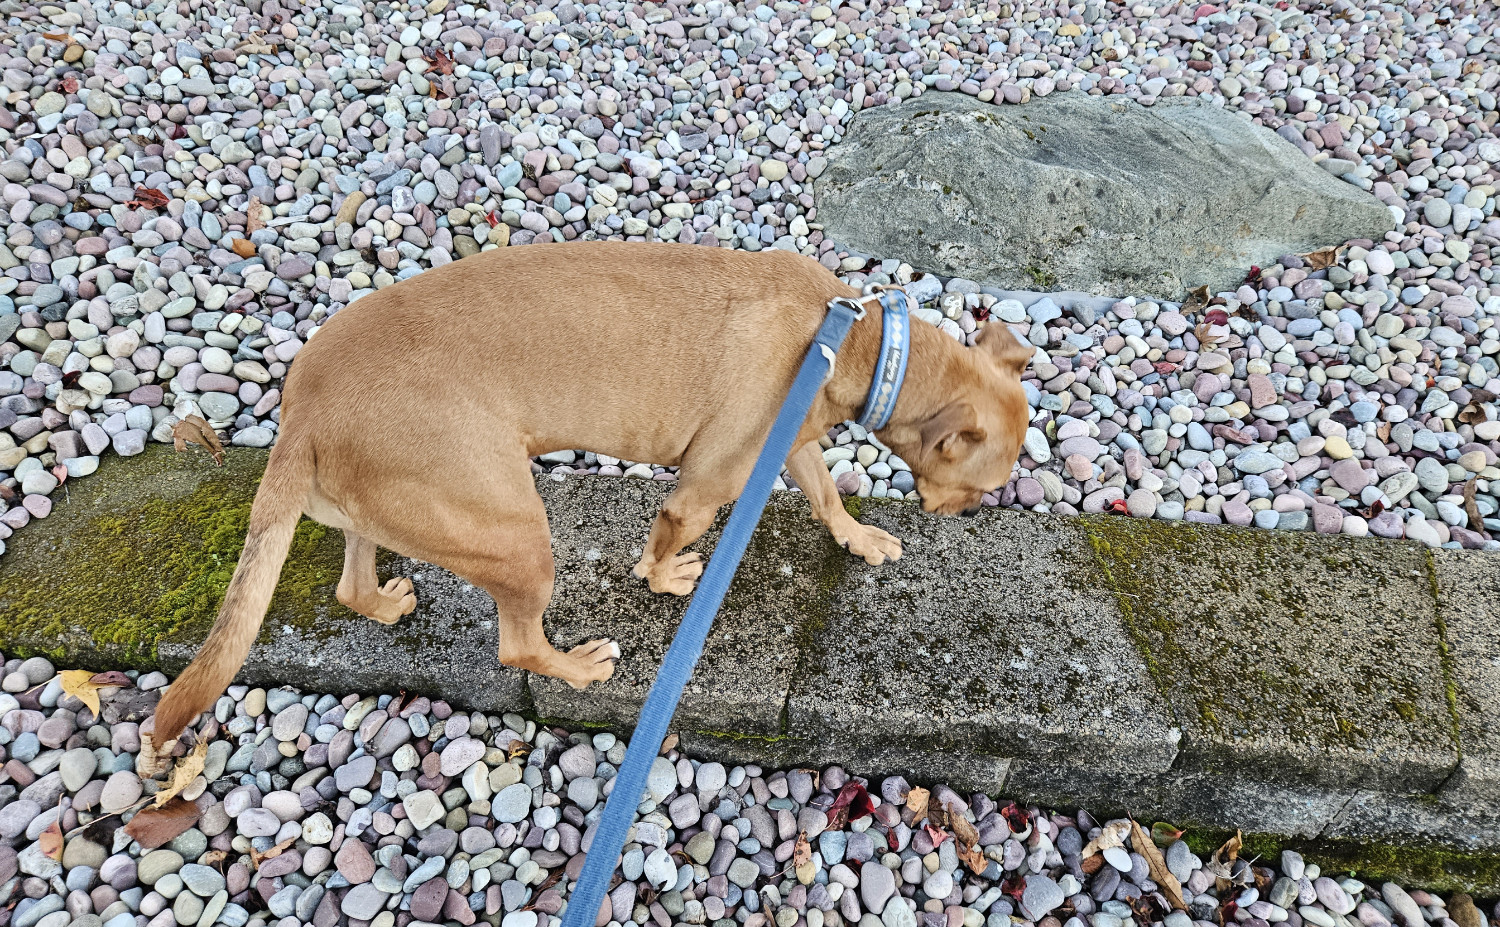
[838,523,903,566]
[640,552,704,596]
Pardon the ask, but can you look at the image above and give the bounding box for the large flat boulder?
[815,92,1395,298]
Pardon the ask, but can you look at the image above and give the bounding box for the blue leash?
[562,289,905,927]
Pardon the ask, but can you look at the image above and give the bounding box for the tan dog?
[147,241,1031,751]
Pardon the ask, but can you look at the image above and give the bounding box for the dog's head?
[887,323,1032,516]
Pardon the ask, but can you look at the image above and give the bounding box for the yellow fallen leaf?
[155,740,208,808]
[59,669,103,718]
[39,820,63,860]
[905,786,930,824]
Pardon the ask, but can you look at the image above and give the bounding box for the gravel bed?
[0,0,1498,553]
[2,658,1496,927]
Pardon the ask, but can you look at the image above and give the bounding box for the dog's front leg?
[632,479,732,595]
[785,442,903,565]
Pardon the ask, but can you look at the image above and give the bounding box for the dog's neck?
[822,311,967,438]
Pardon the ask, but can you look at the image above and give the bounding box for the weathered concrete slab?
[679,731,1013,796]
[1084,517,1458,793]
[787,502,1181,776]
[526,475,844,736]
[1322,788,1500,852]
[7,446,1500,889]
[1429,549,1500,807]
[1004,767,1352,839]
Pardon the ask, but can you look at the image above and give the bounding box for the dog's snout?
[960,506,981,517]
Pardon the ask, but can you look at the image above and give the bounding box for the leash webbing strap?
[560,298,864,927]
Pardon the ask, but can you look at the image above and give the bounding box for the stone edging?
[2,447,1498,890]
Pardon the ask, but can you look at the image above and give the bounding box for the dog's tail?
[150,436,314,747]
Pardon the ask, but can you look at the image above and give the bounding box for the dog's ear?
[921,400,985,460]
[976,322,1032,376]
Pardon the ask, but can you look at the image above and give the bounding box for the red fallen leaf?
[484,210,500,228]
[1153,361,1177,375]
[90,671,132,688]
[60,76,78,94]
[923,823,950,846]
[1217,897,1240,927]
[1001,873,1027,903]
[973,304,990,322]
[61,370,81,388]
[1000,801,1031,833]
[1107,498,1128,515]
[825,782,876,829]
[127,186,170,209]
[1243,266,1262,285]
[423,48,455,75]
[50,464,67,485]
[1205,308,1229,326]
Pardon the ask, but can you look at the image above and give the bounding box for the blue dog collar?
[855,288,911,432]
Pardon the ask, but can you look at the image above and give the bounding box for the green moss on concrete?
[1182,828,1500,895]
[0,446,346,669]
[1082,515,1447,758]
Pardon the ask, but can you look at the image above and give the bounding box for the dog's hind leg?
[335,530,416,625]
[631,477,737,596]
[366,462,619,689]
[785,442,903,565]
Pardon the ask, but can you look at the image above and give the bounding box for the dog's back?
[283,242,856,464]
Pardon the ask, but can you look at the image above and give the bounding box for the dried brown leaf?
[250,834,297,870]
[1130,819,1187,911]
[1217,830,1242,863]
[1304,245,1342,270]
[246,195,266,235]
[660,733,679,755]
[126,186,170,209]
[958,841,987,874]
[905,786,930,824]
[793,832,812,868]
[59,669,104,718]
[1208,830,1243,892]
[949,807,979,849]
[155,740,207,808]
[423,48,455,75]
[171,414,225,465]
[1082,820,1130,858]
[1464,479,1486,539]
[124,798,201,850]
[1181,284,1211,315]
[507,741,531,760]
[39,819,63,860]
